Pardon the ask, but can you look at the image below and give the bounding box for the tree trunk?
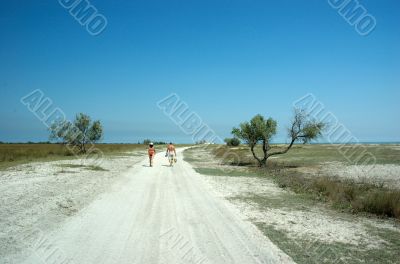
[250,144,263,167]
[82,143,86,154]
[261,140,268,167]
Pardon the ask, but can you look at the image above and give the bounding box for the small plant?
[86,165,108,171]
[224,138,241,147]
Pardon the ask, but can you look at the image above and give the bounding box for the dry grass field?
[0,143,160,170]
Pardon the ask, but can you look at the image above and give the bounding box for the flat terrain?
[0,143,148,170]
[1,144,399,264]
[0,149,145,262]
[184,145,400,263]
[1,148,292,264]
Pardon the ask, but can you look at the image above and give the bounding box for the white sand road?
[18,148,293,264]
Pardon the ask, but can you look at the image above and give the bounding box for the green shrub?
[224,138,241,147]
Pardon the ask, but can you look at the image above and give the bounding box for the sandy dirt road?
[21,148,293,264]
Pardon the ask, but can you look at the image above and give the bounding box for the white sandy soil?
[201,174,399,251]
[1,149,293,264]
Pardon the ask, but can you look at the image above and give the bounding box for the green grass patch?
[183,146,220,163]
[183,156,202,163]
[194,167,259,177]
[230,193,316,211]
[255,223,351,264]
[255,222,400,264]
[85,165,108,171]
[57,170,77,174]
[59,164,87,169]
[58,164,108,172]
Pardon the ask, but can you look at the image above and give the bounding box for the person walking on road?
[148,143,156,167]
[166,142,177,167]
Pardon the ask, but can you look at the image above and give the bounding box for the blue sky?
[0,0,399,143]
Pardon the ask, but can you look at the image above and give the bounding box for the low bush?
[224,138,241,147]
[269,169,400,219]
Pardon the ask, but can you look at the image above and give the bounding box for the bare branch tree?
[232,108,325,167]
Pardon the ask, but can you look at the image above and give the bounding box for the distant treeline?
[141,139,168,145]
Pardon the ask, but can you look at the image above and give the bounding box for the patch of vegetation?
[224,137,241,147]
[183,147,219,164]
[269,169,400,219]
[366,225,400,262]
[209,145,400,219]
[212,144,400,167]
[255,222,400,264]
[57,170,78,174]
[59,164,108,172]
[183,156,201,163]
[228,179,400,263]
[86,165,108,171]
[230,192,316,211]
[194,167,259,177]
[182,151,203,163]
[186,144,400,262]
[0,144,146,170]
[59,164,87,169]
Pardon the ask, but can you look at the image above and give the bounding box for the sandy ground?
[1,149,293,264]
[202,175,400,249]
[0,152,145,263]
[183,146,400,263]
[322,163,400,189]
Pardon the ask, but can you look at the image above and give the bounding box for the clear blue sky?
[0,0,399,143]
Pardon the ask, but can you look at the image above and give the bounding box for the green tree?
[232,109,325,167]
[49,113,103,153]
[224,137,241,147]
